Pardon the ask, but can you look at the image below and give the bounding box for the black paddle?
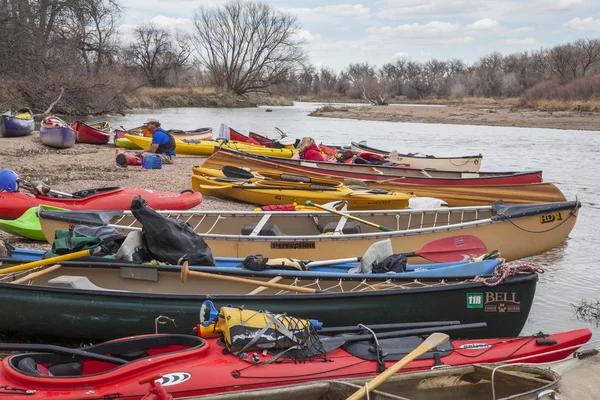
[319,321,461,335]
[318,322,487,353]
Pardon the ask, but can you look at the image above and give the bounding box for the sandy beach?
[310,103,600,131]
[0,135,253,251]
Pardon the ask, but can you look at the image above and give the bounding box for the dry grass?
[523,99,600,112]
[141,87,217,95]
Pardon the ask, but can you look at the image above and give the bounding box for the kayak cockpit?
[7,334,205,378]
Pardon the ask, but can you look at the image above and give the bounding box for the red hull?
[0,329,590,399]
[72,121,111,144]
[0,188,202,219]
[229,127,259,144]
[215,149,543,186]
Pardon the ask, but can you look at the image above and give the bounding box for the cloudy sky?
[120,0,600,71]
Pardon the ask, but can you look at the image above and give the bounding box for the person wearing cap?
[141,118,176,164]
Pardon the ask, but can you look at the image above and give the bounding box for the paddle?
[345,332,451,400]
[305,235,487,265]
[319,323,482,354]
[305,200,394,231]
[319,320,461,335]
[10,264,63,284]
[0,343,128,365]
[0,249,92,275]
[221,166,340,186]
[179,261,329,294]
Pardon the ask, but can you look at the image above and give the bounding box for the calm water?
[106,102,600,340]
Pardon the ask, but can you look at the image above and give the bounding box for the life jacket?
[240,254,308,271]
[154,128,176,155]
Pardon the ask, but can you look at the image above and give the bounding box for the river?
[106,102,600,341]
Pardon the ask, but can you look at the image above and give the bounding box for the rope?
[472,263,545,286]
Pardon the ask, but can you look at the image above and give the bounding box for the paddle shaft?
[0,344,128,365]
[346,332,450,400]
[10,264,63,284]
[319,320,461,334]
[183,268,328,294]
[333,323,485,343]
[305,201,393,231]
[0,249,91,274]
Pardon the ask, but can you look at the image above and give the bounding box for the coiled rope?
[473,263,545,286]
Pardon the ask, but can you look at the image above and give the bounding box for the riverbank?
[309,103,600,131]
[126,88,293,108]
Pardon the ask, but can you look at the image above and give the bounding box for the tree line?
[1,0,599,114]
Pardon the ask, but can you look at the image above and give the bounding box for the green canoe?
[114,138,142,149]
[0,205,66,241]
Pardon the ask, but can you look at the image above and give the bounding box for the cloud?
[563,17,600,30]
[149,15,191,26]
[375,0,492,19]
[395,52,410,58]
[549,0,589,11]
[513,26,535,33]
[293,29,322,43]
[367,21,461,38]
[500,37,539,45]
[467,18,499,30]
[419,50,432,57]
[287,4,371,21]
[336,26,351,32]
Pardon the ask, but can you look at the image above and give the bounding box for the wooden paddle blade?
[415,235,488,263]
[423,332,450,348]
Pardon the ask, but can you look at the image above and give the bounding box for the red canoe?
[0,187,202,220]
[71,121,111,144]
[208,148,544,186]
[0,329,590,399]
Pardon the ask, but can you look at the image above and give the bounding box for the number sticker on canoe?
[539,212,563,224]
[271,241,316,249]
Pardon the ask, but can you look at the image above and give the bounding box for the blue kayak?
[10,248,501,279]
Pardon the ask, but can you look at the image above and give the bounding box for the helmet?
[0,170,19,193]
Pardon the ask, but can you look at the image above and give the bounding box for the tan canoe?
[203,150,566,207]
[38,200,580,262]
[189,364,559,400]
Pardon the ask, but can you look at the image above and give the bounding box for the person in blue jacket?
[142,117,176,164]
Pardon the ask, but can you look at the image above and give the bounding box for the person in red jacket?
[298,137,325,161]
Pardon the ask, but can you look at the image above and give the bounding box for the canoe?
[71,120,111,144]
[191,167,414,210]
[114,137,142,149]
[249,131,299,149]
[202,150,565,207]
[0,108,34,137]
[115,128,213,149]
[37,200,581,262]
[125,134,297,157]
[0,261,539,339]
[39,116,76,148]
[205,148,542,185]
[185,365,563,400]
[0,328,586,399]
[0,187,202,220]
[351,141,483,172]
[0,206,65,240]
[8,247,504,279]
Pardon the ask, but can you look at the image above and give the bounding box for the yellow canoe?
[192,167,414,210]
[125,134,297,157]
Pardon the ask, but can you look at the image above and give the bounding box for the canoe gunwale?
[0,270,538,301]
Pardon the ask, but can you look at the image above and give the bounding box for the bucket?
[142,154,163,169]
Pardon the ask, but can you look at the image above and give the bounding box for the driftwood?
[33,87,65,120]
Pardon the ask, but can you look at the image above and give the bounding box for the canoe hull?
[40,126,76,148]
[38,201,581,263]
[72,121,110,144]
[114,137,142,149]
[0,267,538,340]
[0,114,34,138]
[0,188,202,220]
[351,142,483,172]
[204,148,542,186]
[125,134,296,157]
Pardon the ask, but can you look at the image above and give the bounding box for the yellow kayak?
[192,167,414,210]
[125,134,297,157]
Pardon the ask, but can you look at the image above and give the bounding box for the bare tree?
[192,0,306,95]
[129,26,191,87]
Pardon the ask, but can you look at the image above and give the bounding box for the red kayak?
[0,187,202,219]
[0,329,590,399]
[71,121,111,144]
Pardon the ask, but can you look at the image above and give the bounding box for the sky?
[119,0,600,71]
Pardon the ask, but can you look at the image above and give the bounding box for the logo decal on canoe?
[459,343,491,349]
[156,372,191,386]
[271,241,316,249]
[484,292,521,313]
[466,293,483,308]
[539,212,563,224]
[454,237,465,247]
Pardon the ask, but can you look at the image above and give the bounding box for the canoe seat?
[241,223,286,236]
[47,276,129,292]
[323,221,361,234]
